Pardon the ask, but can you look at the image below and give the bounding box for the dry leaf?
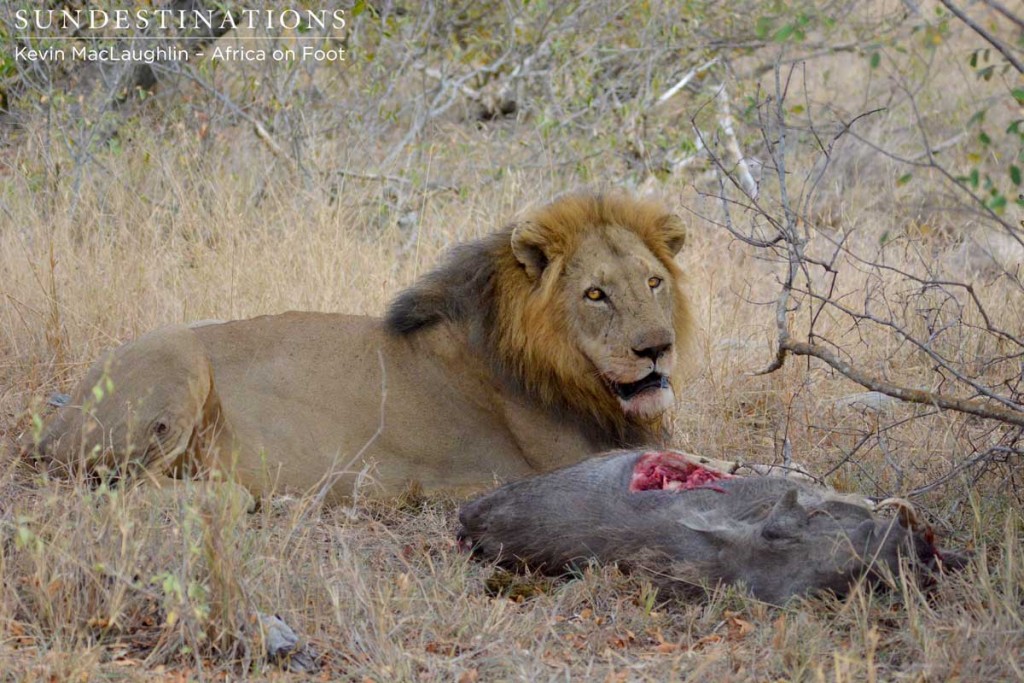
[727,615,756,640]
[690,633,722,651]
[425,641,462,657]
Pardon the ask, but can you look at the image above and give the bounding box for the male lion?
[32,191,693,503]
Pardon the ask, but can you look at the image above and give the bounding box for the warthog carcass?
[457,450,965,604]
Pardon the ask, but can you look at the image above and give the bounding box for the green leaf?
[755,16,775,40]
[986,194,1007,212]
[967,109,986,127]
[869,52,881,69]
[1011,165,1022,186]
[773,23,795,43]
[979,131,991,146]
[969,168,980,188]
[790,104,805,114]
[1012,88,1024,105]
[896,173,913,186]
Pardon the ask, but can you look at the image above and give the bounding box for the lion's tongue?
[615,373,667,400]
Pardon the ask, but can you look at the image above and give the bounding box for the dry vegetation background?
[1,0,1022,680]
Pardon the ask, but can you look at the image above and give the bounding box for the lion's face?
[560,226,679,419]
[389,190,691,436]
[503,194,691,428]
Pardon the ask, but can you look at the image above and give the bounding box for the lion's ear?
[510,222,550,280]
[660,214,687,256]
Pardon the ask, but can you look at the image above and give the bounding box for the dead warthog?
[457,450,965,604]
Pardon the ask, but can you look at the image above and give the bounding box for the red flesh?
[629,451,731,493]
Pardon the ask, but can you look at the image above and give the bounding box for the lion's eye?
[648,276,663,289]
[585,287,607,301]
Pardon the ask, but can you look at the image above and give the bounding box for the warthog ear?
[658,214,687,256]
[678,509,745,545]
[510,221,550,280]
[762,489,809,540]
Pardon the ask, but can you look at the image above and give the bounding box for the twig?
[907,130,966,161]
[979,0,1024,30]
[796,285,1024,411]
[837,102,1023,247]
[938,0,1024,74]
[905,440,1021,497]
[654,58,719,106]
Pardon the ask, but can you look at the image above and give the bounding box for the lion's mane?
[385,191,693,444]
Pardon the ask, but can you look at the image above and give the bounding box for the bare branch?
[938,0,1024,74]
[780,338,1024,427]
[979,0,1024,30]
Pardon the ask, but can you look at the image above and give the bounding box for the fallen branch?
[413,59,517,119]
[415,63,485,102]
[174,66,295,171]
[655,58,719,106]
[335,169,411,184]
[252,119,290,164]
[714,83,759,199]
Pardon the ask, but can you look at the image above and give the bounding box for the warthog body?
[458,450,962,604]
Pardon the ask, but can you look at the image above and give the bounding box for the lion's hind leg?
[31,325,213,483]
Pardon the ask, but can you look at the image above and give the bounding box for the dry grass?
[2,3,1023,679]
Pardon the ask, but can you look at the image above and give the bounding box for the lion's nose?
[633,342,672,361]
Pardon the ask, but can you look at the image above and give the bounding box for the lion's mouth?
[611,372,669,401]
